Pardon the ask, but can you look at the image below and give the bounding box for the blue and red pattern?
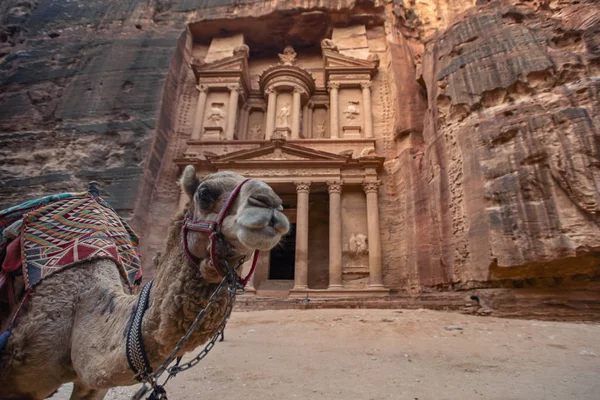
[20,194,141,291]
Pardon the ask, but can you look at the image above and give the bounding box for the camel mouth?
[236,208,289,251]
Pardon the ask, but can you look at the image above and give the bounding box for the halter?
[182,178,259,287]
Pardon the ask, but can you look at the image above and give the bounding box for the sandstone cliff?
[1,0,599,315]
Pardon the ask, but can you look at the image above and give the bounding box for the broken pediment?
[191,46,251,91]
[321,39,379,82]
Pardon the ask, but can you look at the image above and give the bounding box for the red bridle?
[182,178,259,287]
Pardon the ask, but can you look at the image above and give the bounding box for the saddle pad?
[20,194,141,291]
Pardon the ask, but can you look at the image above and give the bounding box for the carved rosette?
[327,181,343,194]
[362,180,381,194]
[294,181,311,193]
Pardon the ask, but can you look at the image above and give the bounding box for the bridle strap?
[182,178,259,287]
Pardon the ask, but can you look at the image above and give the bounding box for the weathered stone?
[1,0,600,318]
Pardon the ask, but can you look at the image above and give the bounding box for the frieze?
[228,168,339,177]
[329,74,371,81]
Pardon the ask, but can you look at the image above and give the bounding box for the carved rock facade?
[1,0,599,317]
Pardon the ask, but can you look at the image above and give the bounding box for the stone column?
[361,81,374,138]
[362,181,384,287]
[302,104,309,138]
[327,181,343,289]
[327,82,340,139]
[225,84,240,140]
[239,105,250,140]
[306,104,313,139]
[291,88,302,140]
[264,88,277,140]
[191,85,208,140]
[293,181,311,290]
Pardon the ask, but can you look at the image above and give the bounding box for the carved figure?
[348,233,368,258]
[359,146,376,157]
[206,102,225,126]
[315,120,326,138]
[277,104,291,127]
[278,45,297,66]
[0,166,290,399]
[321,38,338,52]
[249,123,263,139]
[344,100,360,121]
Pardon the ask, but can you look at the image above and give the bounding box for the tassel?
[0,329,11,353]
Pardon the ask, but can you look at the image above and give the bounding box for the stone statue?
[249,123,262,139]
[321,38,338,52]
[344,101,360,121]
[206,102,225,126]
[359,146,376,157]
[277,104,291,127]
[348,234,368,258]
[278,45,297,66]
[314,120,326,138]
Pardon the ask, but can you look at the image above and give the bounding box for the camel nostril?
[248,194,280,209]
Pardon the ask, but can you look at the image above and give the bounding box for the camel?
[0,166,290,400]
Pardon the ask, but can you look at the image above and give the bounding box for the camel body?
[0,168,289,399]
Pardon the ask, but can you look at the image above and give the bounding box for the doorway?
[269,223,296,280]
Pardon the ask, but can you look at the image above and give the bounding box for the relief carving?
[278,45,297,66]
[206,102,225,126]
[248,124,263,140]
[277,104,291,127]
[314,120,326,138]
[348,234,368,258]
[343,101,360,121]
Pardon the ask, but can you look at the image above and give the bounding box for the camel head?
[180,166,289,280]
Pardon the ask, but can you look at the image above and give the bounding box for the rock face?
[1,0,599,316]
[395,0,600,290]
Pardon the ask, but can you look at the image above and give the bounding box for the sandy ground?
[52,309,600,400]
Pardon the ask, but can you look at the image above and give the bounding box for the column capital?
[362,180,381,194]
[227,83,241,92]
[196,84,209,93]
[327,180,343,194]
[360,81,372,89]
[327,82,340,91]
[265,87,276,95]
[293,86,304,95]
[294,181,311,193]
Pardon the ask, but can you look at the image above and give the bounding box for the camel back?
[0,191,142,295]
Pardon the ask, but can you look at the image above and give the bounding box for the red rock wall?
[2,0,599,306]
[390,0,600,291]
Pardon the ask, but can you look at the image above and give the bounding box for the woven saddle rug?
[0,192,142,303]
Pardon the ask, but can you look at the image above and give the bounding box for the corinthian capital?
[227,83,241,92]
[327,82,340,91]
[294,181,311,193]
[360,81,372,89]
[362,180,381,194]
[327,180,343,194]
[196,84,209,93]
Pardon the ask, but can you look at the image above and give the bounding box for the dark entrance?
[269,223,296,280]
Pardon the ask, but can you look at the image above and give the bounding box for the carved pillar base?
[202,126,224,141]
[274,126,292,140]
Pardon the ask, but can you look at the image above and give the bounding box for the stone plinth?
[203,126,224,141]
[288,287,389,298]
[274,126,292,140]
[342,125,362,139]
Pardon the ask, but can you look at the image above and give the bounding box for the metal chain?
[131,258,245,400]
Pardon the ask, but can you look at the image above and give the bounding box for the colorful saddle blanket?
[0,191,142,295]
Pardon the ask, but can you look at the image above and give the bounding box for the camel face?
[181,167,290,258]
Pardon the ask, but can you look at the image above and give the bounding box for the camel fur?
[0,167,289,400]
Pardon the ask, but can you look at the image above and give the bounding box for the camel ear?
[180,165,200,198]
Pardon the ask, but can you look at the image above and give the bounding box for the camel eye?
[197,187,219,210]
